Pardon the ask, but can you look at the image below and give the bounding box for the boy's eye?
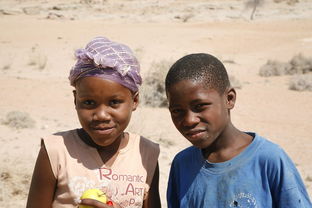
[82,100,95,106]
[170,108,184,116]
[193,103,209,112]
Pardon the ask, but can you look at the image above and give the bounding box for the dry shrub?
[259,60,291,77]
[28,45,47,70]
[0,165,31,206]
[141,60,173,108]
[289,74,312,91]
[259,54,312,77]
[1,111,36,129]
[306,176,312,182]
[273,0,299,5]
[288,54,312,74]
[229,75,242,89]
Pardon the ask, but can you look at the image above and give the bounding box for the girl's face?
[74,77,138,146]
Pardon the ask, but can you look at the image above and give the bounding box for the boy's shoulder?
[175,146,199,158]
[254,134,287,160]
[240,133,296,171]
[172,133,291,167]
[172,146,201,165]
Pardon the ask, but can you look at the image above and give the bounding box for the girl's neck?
[77,128,129,165]
[77,128,127,152]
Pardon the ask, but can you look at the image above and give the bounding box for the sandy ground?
[0,0,312,207]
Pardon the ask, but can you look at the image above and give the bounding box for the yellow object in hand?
[79,188,107,208]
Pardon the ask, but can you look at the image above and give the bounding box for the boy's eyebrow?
[169,99,207,109]
[168,103,181,109]
[190,99,204,104]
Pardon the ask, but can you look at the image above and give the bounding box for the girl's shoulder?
[41,129,81,155]
[127,132,160,158]
[139,135,159,150]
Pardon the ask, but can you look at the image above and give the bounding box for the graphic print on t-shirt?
[69,167,147,207]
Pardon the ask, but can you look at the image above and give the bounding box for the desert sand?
[0,0,311,207]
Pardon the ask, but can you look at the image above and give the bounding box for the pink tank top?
[43,129,160,208]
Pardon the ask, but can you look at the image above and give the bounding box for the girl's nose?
[182,111,200,127]
[93,105,111,121]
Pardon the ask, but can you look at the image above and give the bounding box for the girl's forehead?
[75,77,133,97]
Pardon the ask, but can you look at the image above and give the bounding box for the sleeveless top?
[43,129,160,208]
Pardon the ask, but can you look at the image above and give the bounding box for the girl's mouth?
[92,126,115,135]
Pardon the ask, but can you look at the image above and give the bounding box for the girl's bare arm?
[26,143,57,208]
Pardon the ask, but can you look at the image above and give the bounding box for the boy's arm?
[167,159,179,208]
[26,143,57,208]
[269,150,312,207]
[143,162,161,208]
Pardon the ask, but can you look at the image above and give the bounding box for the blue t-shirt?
[167,133,312,208]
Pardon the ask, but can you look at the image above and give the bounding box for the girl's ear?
[132,92,139,111]
[226,87,236,109]
[73,90,77,107]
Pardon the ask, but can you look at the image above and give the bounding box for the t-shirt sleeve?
[167,158,180,208]
[41,135,63,179]
[139,136,160,187]
[268,148,312,207]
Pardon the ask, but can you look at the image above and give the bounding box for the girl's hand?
[80,198,122,208]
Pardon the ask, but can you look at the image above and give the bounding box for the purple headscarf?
[69,37,142,92]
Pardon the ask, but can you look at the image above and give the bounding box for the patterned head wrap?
[69,37,142,92]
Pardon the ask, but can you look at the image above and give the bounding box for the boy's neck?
[201,125,253,163]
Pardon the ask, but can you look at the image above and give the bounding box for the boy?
[165,53,311,207]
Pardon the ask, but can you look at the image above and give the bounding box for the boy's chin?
[188,138,215,150]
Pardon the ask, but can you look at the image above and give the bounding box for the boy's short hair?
[165,53,230,94]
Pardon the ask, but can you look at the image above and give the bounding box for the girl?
[27,37,161,208]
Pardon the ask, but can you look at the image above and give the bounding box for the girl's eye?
[109,99,122,107]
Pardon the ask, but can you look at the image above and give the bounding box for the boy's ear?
[132,92,139,111]
[226,87,236,109]
[73,90,77,107]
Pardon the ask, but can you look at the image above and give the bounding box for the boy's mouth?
[185,129,206,140]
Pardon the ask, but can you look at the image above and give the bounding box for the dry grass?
[28,45,47,71]
[259,54,312,91]
[289,74,312,91]
[141,59,174,108]
[1,111,36,129]
[259,54,312,77]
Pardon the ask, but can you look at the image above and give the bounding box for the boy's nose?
[93,106,111,121]
[182,111,200,127]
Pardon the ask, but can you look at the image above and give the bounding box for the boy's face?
[167,79,235,149]
[74,77,138,146]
